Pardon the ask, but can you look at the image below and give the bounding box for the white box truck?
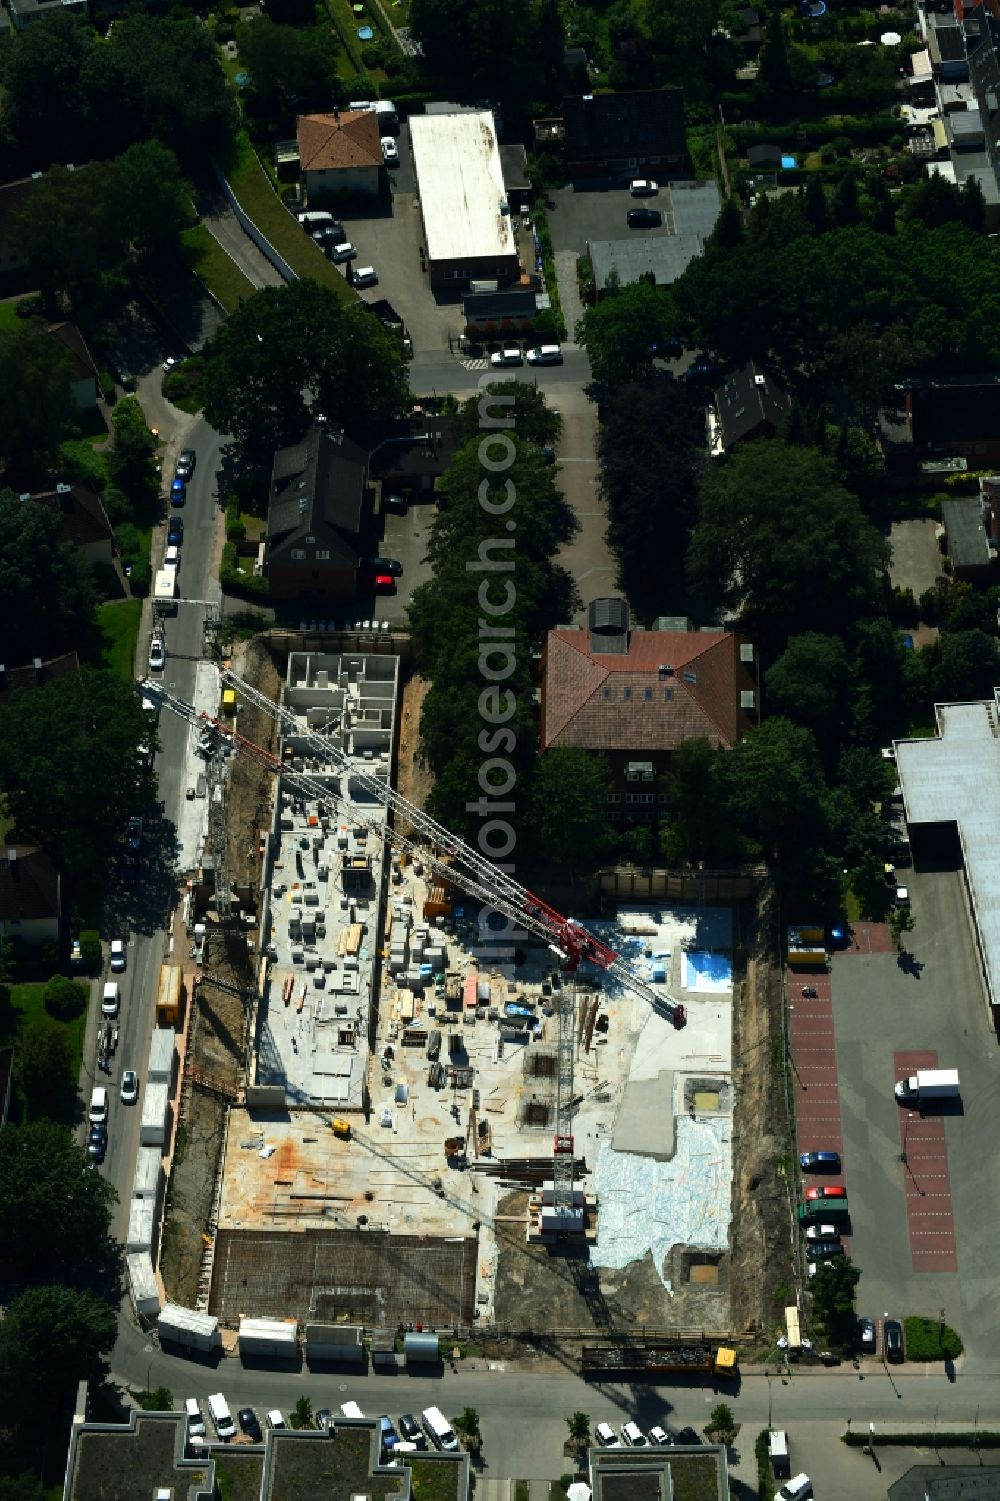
[895,1068,959,1103]
[154,568,178,612]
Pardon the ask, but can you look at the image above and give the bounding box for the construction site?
[151,638,787,1354]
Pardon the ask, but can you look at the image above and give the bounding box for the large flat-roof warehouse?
[409,111,522,290]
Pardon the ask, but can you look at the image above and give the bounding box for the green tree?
[567,1411,591,1450]
[757,8,792,99]
[14,1023,76,1123]
[454,1406,482,1450]
[887,904,915,950]
[134,1386,174,1411]
[765,633,851,762]
[43,973,87,1022]
[105,16,237,167]
[577,281,675,385]
[9,166,119,310]
[960,176,987,233]
[291,1394,314,1429]
[708,196,744,252]
[830,169,861,229]
[929,629,1000,702]
[409,0,538,94]
[708,1403,736,1442]
[646,0,722,62]
[0,1285,117,1422]
[0,668,154,885]
[527,748,615,869]
[236,19,342,121]
[109,141,193,262]
[0,13,97,165]
[0,331,78,487]
[803,174,828,237]
[660,738,742,867]
[0,1122,118,1294]
[718,717,832,869]
[201,281,409,462]
[0,492,97,662]
[109,397,158,504]
[866,175,896,235]
[0,1474,45,1501]
[690,441,888,655]
[451,382,562,450]
[809,1255,861,1353]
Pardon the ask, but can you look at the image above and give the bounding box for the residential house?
[0,846,61,947]
[747,143,783,170]
[709,362,791,454]
[410,112,522,291]
[297,110,383,200]
[369,415,460,501]
[941,480,999,577]
[48,322,100,409]
[561,89,686,182]
[906,379,1000,463]
[61,1409,469,1501]
[265,426,370,600]
[30,484,115,566]
[6,0,84,28]
[0,652,79,697]
[540,600,757,824]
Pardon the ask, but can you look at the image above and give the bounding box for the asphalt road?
[410,348,593,397]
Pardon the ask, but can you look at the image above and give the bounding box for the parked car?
[170,482,186,508]
[185,1399,206,1438]
[775,1476,812,1501]
[238,1408,263,1443]
[164,543,180,570]
[526,344,563,365]
[364,573,397,594]
[266,1410,286,1431]
[594,1422,618,1447]
[858,1317,877,1355]
[804,1184,847,1201]
[490,347,523,366]
[175,448,196,480]
[162,356,181,372]
[365,557,403,576]
[648,1425,672,1446]
[109,940,127,973]
[87,1123,107,1162]
[89,1086,109,1123]
[316,1408,334,1432]
[329,241,357,263]
[627,207,662,228]
[148,635,165,671]
[621,1422,647,1446]
[312,224,346,247]
[675,1427,702,1446]
[804,1223,839,1241]
[683,360,720,384]
[809,1239,844,1259]
[167,516,184,545]
[629,178,658,195]
[120,1069,139,1105]
[800,1150,841,1171]
[398,1414,425,1447]
[382,492,408,514]
[380,1416,398,1449]
[382,136,399,165]
[884,1319,904,1362]
[352,265,378,288]
[126,816,143,852]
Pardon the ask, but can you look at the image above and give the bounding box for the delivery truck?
[894,1068,959,1103]
[154,567,178,612]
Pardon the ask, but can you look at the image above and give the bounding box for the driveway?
[833,867,1000,1366]
[889,518,943,601]
[551,383,614,622]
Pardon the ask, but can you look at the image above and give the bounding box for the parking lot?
[827,866,1000,1364]
[370,494,436,624]
[547,179,720,258]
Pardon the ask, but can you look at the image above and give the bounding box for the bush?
[754,1430,772,1500]
[44,973,88,1022]
[79,930,102,970]
[225,498,246,541]
[903,1316,963,1361]
[220,540,269,600]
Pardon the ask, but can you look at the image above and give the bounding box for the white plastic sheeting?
[593,1114,731,1290]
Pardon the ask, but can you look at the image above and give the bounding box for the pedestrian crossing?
[461,357,491,369]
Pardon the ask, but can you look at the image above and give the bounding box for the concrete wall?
[212,157,297,284]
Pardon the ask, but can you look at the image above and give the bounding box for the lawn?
[3,981,88,1082]
[405,1458,463,1501]
[222,132,357,303]
[99,598,143,681]
[0,300,23,331]
[181,224,254,313]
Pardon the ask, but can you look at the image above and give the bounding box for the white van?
[340,1401,364,1419]
[768,1430,790,1478]
[775,1476,812,1501]
[185,1398,206,1439]
[421,1406,459,1452]
[208,1392,236,1440]
[297,210,337,233]
[89,1086,108,1124]
[102,982,120,1017]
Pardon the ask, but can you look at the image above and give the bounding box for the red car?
[362,573,397,594]
[804,1184,847,1201]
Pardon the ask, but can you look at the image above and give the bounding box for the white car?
[120,1069,139,1105]
[776,1476,812,1501]
[109,939,127,973]
[490,347,523,366]
[804,1223,839,1241]
[163,544,180,570]
[526,344,563,365]
[185,1398,206,1438]
[162,356,181,372]
[330,241,357,263]
[102,981,120,1016]
[629,178,658,196]
[353,266,378,288]
[594,1422,618,1447]
[89,1086,108,1123]
[266,1409,286,1430]
[648,1425,671,1446]
[621,1421,647,1446]
[381,136,399,165]
[148,636,165,671]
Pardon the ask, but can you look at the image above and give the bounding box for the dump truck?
[156,963,182,1026]
[581,1340,738,1377]
[895,1068,959,1103]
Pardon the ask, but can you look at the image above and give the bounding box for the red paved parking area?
[788,972,848,1244]
[894,1049,958,1273]
[840,921,893,955]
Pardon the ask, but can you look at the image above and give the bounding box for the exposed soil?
[394,673,433,830]
[223,637,282,890]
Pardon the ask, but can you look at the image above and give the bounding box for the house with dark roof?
[561,89,686,182]
[0,652,79,696]
[906,379,1000,462]
[47,322,100,409]
[30,484,114,565]
[746,143,782,170]
[941,495,995,577]
[369,415,460,500]
[710,362,791,453]
[297,110,383,199]
[0,846,61,946]
[463,286,538,332]
[541,600,757,824]
[265,426,370,600]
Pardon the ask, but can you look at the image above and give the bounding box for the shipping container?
[158,1303,222,1353]
[156,964,182,1025]
[126,1251,161,1322]
[140,1080,170,1147]
[238,1316,299,1359]
[147,1027,176,1086]
[126,1195,157,1255]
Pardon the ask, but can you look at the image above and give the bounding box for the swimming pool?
[681,950,733,993]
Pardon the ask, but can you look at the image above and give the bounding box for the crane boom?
[140,671,685,1027]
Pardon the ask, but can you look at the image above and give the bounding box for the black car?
[858,1317,877,1355]
[313,224,347,247]
[126,816,143,852]
[365,556,403,577]
[884,1319,904,1362]
[87,1124,107,1162]
[675,1427,702,1446]
[167,516,184,545]
[398,1414,425,1447]
[238,1408,263,1442]
[627,207,662,228]
[382,493,409,514]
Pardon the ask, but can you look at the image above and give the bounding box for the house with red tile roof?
[540,600,758,824]
[297,110,383,200]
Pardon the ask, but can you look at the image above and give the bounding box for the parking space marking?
[894,1049,958,1272]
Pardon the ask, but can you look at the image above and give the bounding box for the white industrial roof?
[409,111,515,264]
[895,694,1000,1008]
[159,1303,219,1335]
